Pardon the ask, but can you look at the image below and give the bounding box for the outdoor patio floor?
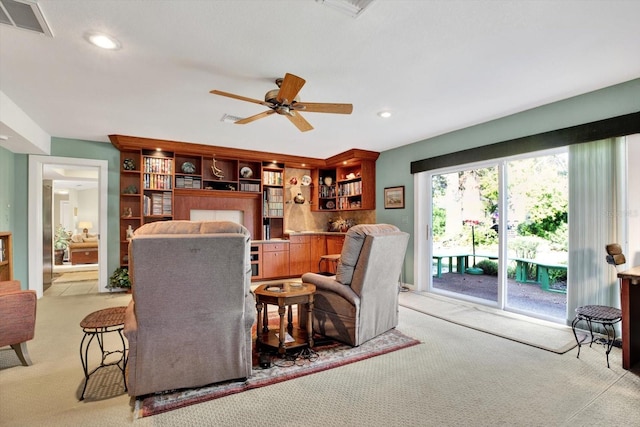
[432,272,567,321]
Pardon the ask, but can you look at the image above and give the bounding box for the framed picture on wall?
[384,186,405,209]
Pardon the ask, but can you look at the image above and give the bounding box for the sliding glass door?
[504,155,568,319]
[423,149,568,322]
[431,165,499,304]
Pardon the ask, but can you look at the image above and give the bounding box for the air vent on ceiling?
[221,114,243,123]
[0,0,52,36]
[315,0,375,18]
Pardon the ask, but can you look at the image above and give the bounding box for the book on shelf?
[162,192,172,215]
[263,170,283,186]
[151,193,163,215]
[240,182,260,192]
[143,195,150,216]
[319,185,336,198]
[263,187,283,216]
[338,180,361,196]
[144,157,172,174]
[143,173,172,190]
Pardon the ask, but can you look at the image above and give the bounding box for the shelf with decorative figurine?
[174,154,202,189]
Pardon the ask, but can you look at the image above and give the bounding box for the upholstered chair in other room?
[124,221,255,396]
[302,224,410,346]
[0,280,37,366]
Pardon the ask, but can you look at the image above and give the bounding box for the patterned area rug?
[135,328,420,418]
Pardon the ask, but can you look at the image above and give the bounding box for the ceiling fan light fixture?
[211,72,352,132]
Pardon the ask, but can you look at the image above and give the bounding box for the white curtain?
[567,137,627,325]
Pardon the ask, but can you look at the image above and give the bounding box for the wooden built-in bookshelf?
[110,135,379,267]
[0,232,13,281]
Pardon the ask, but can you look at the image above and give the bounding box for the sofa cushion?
[336,224,401,285]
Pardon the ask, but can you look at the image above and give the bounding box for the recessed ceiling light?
[377,111,392,118]
[84,31,121,50]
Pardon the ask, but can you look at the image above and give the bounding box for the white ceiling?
[1,0,639,159]
[43,164,98,191]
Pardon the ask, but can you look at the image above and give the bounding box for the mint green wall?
[50,138,121,277]
[377,78,640,285]
[8,139,119,290]
[0,146,15,231]
[1,147,28,286]
[0,147,22,283]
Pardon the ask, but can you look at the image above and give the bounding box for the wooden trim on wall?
[109,134,327,168]
[410,111,640,174]
[109,134,381,168]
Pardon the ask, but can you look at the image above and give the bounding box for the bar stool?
[318,254,340,274]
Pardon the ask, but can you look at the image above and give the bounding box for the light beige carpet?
[1,292,637,426]
[399,291,577,354]
[52,270,99,283]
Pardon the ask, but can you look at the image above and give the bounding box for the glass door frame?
[415,158,507,309]
[414,147,567,319]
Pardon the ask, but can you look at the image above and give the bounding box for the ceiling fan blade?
[235,110,276,124]
[292,102,353,114]
[286,111,314,132]
[210,90,271,107]
[277,73,306,104]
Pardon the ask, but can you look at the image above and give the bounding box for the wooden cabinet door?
[289,236,311,276]
[310,235,326,273]
[326,235,345,255]
[262,243,290,278]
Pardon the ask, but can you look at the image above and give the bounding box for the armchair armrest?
[301,273,360,306]
[0,281,37,347]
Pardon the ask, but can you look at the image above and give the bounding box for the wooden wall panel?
[173,192,261,239]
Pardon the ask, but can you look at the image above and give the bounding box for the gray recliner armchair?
[302,224,409,346]
[124,221,254,396]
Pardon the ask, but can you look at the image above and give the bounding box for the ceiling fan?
[210,73,353,132]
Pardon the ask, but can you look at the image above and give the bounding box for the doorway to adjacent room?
[28,156,108,298]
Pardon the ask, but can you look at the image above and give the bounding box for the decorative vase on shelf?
[294,193,305,204]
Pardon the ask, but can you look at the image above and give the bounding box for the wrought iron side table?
[79,306,128,400]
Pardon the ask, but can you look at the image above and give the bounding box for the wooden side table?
[79,306,128,400]
[254,282,315,354]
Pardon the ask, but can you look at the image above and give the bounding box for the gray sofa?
[123,220,254,397]
[302,224,410,346]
